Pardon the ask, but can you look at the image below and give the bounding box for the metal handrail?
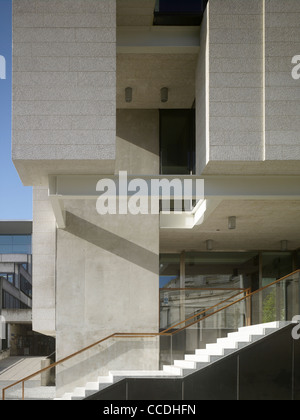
[160,287,247,291]
[2,269,299,400]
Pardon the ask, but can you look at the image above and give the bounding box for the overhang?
[1,309,32,325]
[48,175,300,230]
[0,221,32,235]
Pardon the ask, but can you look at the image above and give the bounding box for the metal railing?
[2,269,299,400]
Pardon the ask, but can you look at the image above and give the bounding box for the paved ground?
[0,357,55,400]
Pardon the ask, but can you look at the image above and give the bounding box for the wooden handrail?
[160,287,247,291]
[2,269,299,401]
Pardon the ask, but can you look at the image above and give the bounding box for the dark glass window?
[157,0,203,13]
[261,252,293,287]
[2,291,29,309]
[160,109,195,175]
[20,274,32,299]
[0,235,32,254]
[154,0,208,26]
[0,273,15,287]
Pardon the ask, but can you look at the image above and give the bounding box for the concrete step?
[85,382,102,397]
[237,322,279,335]
[175,359,209,370]
[71,387,86,400]
[174,360,197,369]
[97,375,114,384]
[195,347,233,356]
[56,393,73,400]
[217,334,252,345]
[163,365,186,376]
[110,370,176,378]
[185,354,211,363]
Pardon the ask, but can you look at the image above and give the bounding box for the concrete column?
[32,187,56,337]
[55,109,160,396]
[196,0,264,175]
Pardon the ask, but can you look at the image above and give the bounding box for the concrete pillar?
[55,109,160,396]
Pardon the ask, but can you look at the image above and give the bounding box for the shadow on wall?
[56,337,159,395]
[64,211,159,275]
[116,110,159,156]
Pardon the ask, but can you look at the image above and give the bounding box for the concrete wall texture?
[55,110,160,395]
[265,0,300,160]
[32,186,56,337]
[197,0,300,175]
[12,0,116,184]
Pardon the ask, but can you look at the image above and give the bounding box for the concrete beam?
[49,196,66,230]
[49,175,300,200]
[2,309,32,324]
[117,26,201,53]
[48,177,66,229]
[48,175,300,229]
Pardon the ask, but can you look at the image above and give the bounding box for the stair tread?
[97,376,114,384]
[110,370,179,377]
[86,382,101,390]
[185,354,211,362]
[73,387,86,396]
[174,360,197,368]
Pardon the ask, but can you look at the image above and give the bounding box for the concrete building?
[11,0,300,397]
[0,221,54,357]
[0,221,33,356]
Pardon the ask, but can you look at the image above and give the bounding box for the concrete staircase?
[54,322,286,400]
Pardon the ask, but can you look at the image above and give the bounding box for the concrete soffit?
[117,26,201,54]
[48,175,300,230]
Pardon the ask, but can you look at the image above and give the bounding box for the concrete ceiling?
[117,0,156,27]
[117,52,198,109]
[160,200,300,253]
[0,221,32,234]
[116,0,199,109]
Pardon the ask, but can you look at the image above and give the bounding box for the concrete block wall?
[265,0,300,160]
[196,0,264,175]
[12,0,116,185]
[197,0,300,174]
[208,0,264,163]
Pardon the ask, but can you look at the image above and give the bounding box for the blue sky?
[0,0,32,220]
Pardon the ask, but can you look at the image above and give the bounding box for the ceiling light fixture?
[206,240,213,251]
[228,216,236,230]
[161,87,169,103]
[125,87,132,103]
